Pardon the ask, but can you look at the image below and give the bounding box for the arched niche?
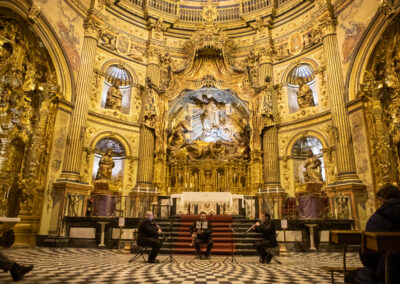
[92,137,127,187]
[100,64,134,115]
[291,136,325,185]
[285,63,318,113]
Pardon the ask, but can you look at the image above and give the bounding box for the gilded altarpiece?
[361,16,400,191]
[0,11,60,246]
[145,16,273,195]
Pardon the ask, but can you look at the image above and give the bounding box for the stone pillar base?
[48,181,92,236]
[323,183,367,229]
[13,216,39,248]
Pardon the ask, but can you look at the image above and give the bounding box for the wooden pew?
[363,232,400,284]
[319,230,363,283]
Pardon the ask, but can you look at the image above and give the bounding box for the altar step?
[158,215,264,255]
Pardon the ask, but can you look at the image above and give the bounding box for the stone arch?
[280,58,319,85]
[285,130,329,157]
[100,60,138,86]
[345,9,395,101]
[0,0,75,101]
[90,132,132,157]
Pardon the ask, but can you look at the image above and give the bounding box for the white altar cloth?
[171,192,244,215]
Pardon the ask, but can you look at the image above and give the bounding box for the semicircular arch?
[89,132,132,157]
[280,58,319,85]
[100,60,138,86]
[285,130,329,157]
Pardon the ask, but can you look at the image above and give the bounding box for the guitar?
[190,213,212,247]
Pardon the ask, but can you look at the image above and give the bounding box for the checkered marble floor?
[0,248,361,283]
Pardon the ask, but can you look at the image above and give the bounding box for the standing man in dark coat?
[190,211,213,259]
[253,212,277,263]
[346,184,400,284]
[137,211,163,263]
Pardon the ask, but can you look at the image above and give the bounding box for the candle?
[155,187,158,193]
[138,185,141,191]
[146,186,149,193]
[267,187,270,194]
[258,188,261,194]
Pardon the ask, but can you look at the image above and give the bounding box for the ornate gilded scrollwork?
[360,16,400,186]
[0,15,60,217]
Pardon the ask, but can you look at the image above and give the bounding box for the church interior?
[1,0,400,283]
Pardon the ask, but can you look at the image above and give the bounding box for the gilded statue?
[105,79,122,111]
[296,77,315,108]
[143,78,158,127]
[303,149,323,183]
[96,149,114,180]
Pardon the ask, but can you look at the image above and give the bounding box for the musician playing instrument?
[137,211,164,263]
[250,212,277,263]
[190,211,213,259]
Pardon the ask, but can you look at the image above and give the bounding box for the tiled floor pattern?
[0,248,361,283]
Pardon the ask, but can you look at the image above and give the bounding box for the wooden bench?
[319,266,362,284]
[320,230,364,283]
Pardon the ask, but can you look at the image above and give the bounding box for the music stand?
[162,202,177,263]
[223,225,238,264]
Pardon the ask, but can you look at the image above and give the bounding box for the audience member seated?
[345,184,400,284]
[0,251,33,281]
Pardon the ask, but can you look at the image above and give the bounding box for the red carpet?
[174,215,236,255]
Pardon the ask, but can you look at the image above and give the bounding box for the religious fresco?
[36,0,84,78]
[336,0,379,76]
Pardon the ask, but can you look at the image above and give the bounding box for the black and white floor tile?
[0,248,361,283]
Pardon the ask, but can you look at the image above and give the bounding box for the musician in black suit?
[253,212,277,263]
[190,211,213,259]
[137,211,163,263]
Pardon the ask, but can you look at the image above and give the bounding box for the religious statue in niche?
[303,149,323,183]
[296,77,315,108]
[96,149,114,180]
[105,79,123,111]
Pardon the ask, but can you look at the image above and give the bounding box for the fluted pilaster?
[136,125,155,185]
[320,18,360,182]
[263,126,281,185]
[59,16,100,181]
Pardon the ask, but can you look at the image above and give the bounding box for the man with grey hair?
[137,211,163,263]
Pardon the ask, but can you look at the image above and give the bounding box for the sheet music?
[196,221,208,229]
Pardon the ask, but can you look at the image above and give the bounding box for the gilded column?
[320,15,360,183]
[262,126,281,186]
[135,50,160,188]
[259,53,282,189]
[59,14,101,181]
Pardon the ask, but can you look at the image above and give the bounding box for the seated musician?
[346,184,400,284]
[137,211,163,263]
[190,211,213,259]
[253,212,277,263]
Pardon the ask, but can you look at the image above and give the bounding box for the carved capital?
[28,2,42,24]
[319,16,337,37]
[84,13,102,39]
[379,0,395,15]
